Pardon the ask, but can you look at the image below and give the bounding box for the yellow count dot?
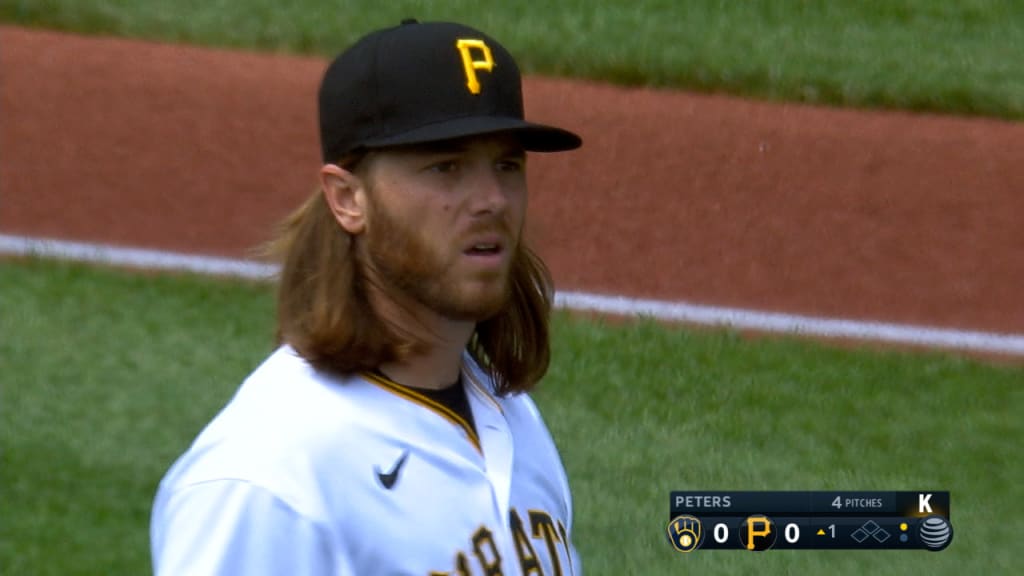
[900,523,908,531]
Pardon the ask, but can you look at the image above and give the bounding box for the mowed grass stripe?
[1,0,1022,119]
[1,258,1020,575]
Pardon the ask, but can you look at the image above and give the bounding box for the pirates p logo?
[455,39,495,94]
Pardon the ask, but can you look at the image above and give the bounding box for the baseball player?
[150,19,583,575]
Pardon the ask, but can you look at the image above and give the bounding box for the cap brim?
[359,116,582,152]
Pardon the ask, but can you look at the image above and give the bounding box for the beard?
[360,201,516,322]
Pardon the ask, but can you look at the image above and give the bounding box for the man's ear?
[320,164,367,235]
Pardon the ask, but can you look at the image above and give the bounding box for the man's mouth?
[466,242,502,255]
[463,231,507,254]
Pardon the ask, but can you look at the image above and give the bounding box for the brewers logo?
[666,515,703,553]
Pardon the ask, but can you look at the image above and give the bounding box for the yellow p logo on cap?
[455,39,495,94]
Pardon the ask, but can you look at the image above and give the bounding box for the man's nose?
[468,164,509,215]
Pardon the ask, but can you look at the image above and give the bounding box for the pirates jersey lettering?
[432,509,574,575]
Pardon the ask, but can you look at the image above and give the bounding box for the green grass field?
[2,0,1022,119]
[2,258,1021,574]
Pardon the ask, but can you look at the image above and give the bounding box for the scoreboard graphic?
[666,491,952,552]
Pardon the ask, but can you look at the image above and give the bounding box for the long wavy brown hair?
[263,172,553,396]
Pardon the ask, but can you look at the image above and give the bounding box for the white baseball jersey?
[151,345,579,575]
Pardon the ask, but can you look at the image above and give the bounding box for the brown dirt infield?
[2,25,1023,337]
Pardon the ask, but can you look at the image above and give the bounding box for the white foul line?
[553,291,1024,355]
[3,233,1023,356]
[0,234,278,279]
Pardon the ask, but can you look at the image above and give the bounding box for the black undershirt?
[374,369,477,433]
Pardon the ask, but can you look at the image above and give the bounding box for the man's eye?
[429,160,458,173]
[496,159,524,172]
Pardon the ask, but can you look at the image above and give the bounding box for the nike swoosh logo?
[376,450,409,490]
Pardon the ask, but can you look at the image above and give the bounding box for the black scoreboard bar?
[666,491,952,551]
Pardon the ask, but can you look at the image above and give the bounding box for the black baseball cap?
[318,19,582,162]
